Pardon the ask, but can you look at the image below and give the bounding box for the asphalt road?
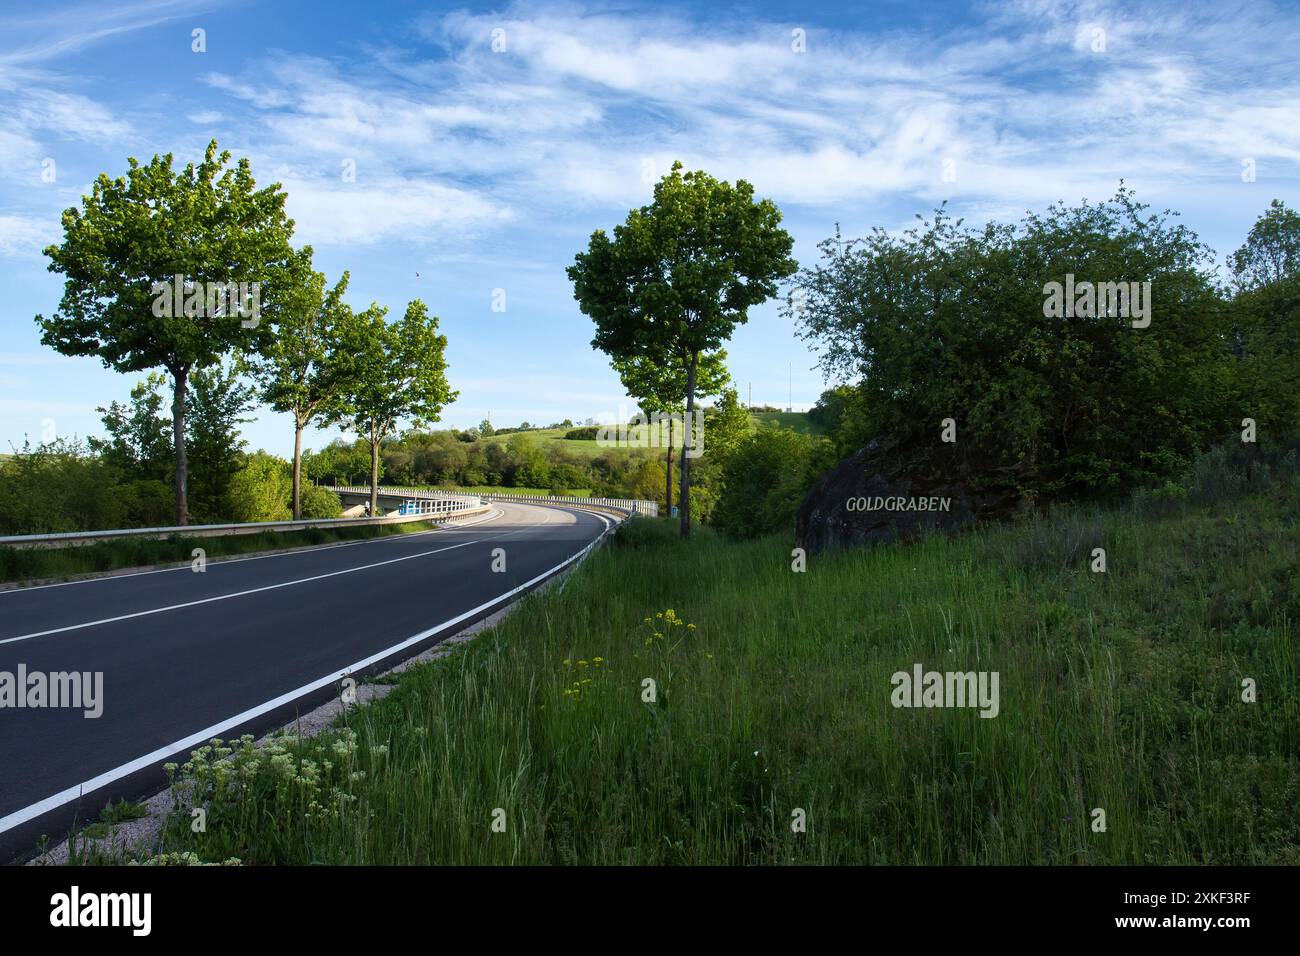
[0,501,610,861]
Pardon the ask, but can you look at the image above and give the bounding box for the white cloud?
[5,0,1300,260]
[0,213,57,257]
[279,175,512,247]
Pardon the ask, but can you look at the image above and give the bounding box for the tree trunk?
[679,354,697,539]
[171,368,189,526]
[369,428,380,518]
[292,419,304,520]
[665,415,673,515]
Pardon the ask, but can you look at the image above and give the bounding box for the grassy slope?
[473,412,822,460]
[114,472,1298,865]
[750,410,824,434]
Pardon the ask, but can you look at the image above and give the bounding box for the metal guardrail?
[0,487,651,550]
[331,485,657,517]
[478,492,658,517]
[0,492,489,550]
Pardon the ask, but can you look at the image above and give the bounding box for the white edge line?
[0,508,613,835]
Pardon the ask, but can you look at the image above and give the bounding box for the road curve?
[0,501,611,861]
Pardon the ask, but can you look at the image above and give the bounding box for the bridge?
[327,485,658,519]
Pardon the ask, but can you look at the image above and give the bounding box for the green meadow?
[80,452,1298,865]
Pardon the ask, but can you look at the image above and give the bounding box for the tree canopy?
[787,187,1233,501]
[36,139,296,523]
[568,161,796,535]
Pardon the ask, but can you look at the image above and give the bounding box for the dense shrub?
[788,189,1234,502]
[711,425,834,538]
[0,440,127,534]
[228,451,292,522]
[299,482,343,519]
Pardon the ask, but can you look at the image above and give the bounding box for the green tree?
[336,299,457,516]
[704,387,752,463]
[1229,198,1300,290]
[304,439,372,486]
[299,482,343,519]
[90,363,254,522]
[1229,200,1300,439]
[248,250,359,518]
[36,140,295,524]
[789,188,1231,501]
[506,433,550,487]
[712,425,833,539]
[568,161,796,536]
[228,451,292,523]
[90,373,172,482]
[186,361,256,522]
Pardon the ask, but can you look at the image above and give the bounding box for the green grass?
[476,427,617,459]
[750,410,824,435]
[0,518,447,585]
[100,470,1298,865]
[75,799,148,842]
[474,412,818,459]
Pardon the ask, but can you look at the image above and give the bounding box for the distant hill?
[473,410,822,458]
[749,410,824,435]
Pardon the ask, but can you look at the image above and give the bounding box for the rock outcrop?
[795,441,1005,554]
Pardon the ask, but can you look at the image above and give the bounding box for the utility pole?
[748,382,752,410]
[788,363,792,412]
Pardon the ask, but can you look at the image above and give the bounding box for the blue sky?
[2,0,1298,457]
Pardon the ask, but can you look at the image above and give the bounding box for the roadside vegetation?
[78,445,1297,865]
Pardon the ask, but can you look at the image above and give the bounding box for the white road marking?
[0,527,523,646]
[0,508,613,835]
[0,507,506,597]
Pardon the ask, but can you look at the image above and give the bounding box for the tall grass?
[117,467,1297,865]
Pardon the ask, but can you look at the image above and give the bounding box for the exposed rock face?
[795,441,996,554]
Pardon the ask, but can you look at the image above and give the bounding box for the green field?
[477,411,819,459]
[750,410,824,435]
[88,459,1299,865]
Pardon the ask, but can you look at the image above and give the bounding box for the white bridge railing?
[0,488,654,551]
[479,492,658,518]
[330,486,482,516]
[330,485,657,518]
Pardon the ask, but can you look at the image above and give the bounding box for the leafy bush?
[299,482,343,519]
[789,188,1233,502]
[117,479,174,528]
[0,439,126,534]
[564,427,601,441]
[712,425,834,538]
[228,451,292,522]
